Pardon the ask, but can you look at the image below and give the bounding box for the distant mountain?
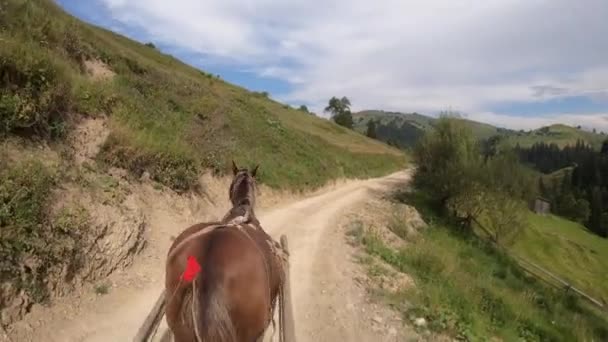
[353,110,502,148]
[353,110,606,150]
[503,124,606,149]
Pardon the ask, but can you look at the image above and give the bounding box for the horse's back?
[165,223,278,341]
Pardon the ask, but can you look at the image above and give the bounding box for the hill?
[0,0,405,192]
[353,110,501,148]
[354,110,606,150]
[513,213,608,303]
[503,124,606,149]
[0,0,406,326]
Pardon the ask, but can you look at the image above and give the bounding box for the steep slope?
[0,0,405,192]
[0,0,406,328]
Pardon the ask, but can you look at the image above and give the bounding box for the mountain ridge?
[353,109,606,149]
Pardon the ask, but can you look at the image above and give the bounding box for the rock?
[414,317,427,328]
[0,325,9,341]
[140,171,151,182]
[372,315,383,324]
[81,195,146,279]
[388,327,398,335]
[1,291,30,326]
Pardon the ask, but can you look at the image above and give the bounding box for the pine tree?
[366,120,377,139]
[589,187,603,235]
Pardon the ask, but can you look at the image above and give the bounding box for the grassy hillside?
[503,124,606,149]
[513,213,608,303]
[353,110,500,148]
[0,0,405,192]
[354,111,606,151]
[358,191,608,341]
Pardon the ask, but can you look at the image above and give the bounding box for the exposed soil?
[4,167,416,342]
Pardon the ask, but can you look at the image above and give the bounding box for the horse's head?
[229,160,259,207]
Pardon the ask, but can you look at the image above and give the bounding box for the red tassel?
[182,255,201,282]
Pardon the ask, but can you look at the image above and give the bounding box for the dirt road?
[6,170,412,342]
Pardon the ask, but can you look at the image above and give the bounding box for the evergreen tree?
[366,120,377,139]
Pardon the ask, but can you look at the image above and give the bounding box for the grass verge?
[355,191,608,341]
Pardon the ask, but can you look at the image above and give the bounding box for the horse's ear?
[232,160,239,175]
[252,164,259,177]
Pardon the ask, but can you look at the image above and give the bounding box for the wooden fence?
[471,217,607,313]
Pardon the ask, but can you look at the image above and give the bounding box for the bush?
[0,158,86,304]
[413,117,481,206]
[99,132,199,192]
[0,37,72,136]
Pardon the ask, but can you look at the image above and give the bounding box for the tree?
[589,187,603,235]
[601,139,608,155]
[483,192,526,246]
[298,105,309,113]
[366,120,377,139]
[144,42,156,49]
[573,198,591,224]
[413,117,481,206]
[539,177,547,197]
[325,96,353,129]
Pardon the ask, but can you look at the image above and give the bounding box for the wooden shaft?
[280,235,297,342]
[133,289,168,342]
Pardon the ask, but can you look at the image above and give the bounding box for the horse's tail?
[189,275,237,342]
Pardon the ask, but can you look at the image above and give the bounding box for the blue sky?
[57,0,608,131]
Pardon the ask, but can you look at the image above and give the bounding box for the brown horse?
[164,161,286,342]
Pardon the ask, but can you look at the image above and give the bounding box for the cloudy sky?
[58,0,608,131]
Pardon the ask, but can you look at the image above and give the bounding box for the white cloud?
[96,0,608,130]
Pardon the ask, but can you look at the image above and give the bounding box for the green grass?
[354,111,606,153]
[356,191,608,341]
[353,110,500,151]
[1,0,406,191]
[362,226,608,341]
[0,155,88,305]
[503,124,605,149]
[512,213,608,304]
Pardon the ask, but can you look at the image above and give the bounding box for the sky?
[56,0,608,132]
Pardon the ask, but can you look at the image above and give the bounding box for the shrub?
[0,37,72,136]
[99,132,199,191]
[0,158,87,304]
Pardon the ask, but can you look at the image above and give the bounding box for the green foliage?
[94,282,110,295]
[325,96,354,129]
[0,37,72,136]
[298,104,309,113]
[505,124,605,150]
[360,213,608,341]
[99,132,199,192]
[365,119,377,139]
[414,118,536,243]
[413,117,481,206]
[0,158,87,304]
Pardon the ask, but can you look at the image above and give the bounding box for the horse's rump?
[165,222,283,342]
